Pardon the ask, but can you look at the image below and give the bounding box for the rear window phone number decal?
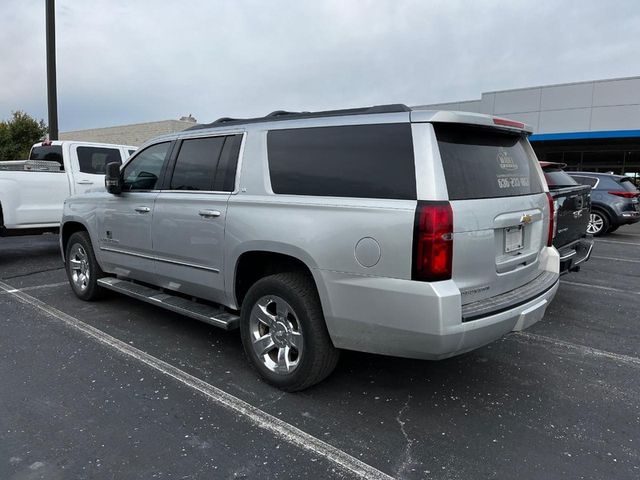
[497,175,530,189]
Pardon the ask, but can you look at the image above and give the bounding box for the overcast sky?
[1,0,639,131]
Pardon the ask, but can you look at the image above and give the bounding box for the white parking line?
[0,281,68,296]
[0,280,393,480]
[560,280,640,296]
[515,332,640,368]
[591,255,640,264]
[610,232,640,238]
[595,239,640,246]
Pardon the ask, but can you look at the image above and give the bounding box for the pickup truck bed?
[551,184,593,273]
[0,141,134,236]
[541,162,593,274]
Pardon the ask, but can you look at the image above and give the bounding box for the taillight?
[546,192,556,247]
[412,202,453,282]
[608,191,640,199]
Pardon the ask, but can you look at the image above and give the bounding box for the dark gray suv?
[569,172,640,235]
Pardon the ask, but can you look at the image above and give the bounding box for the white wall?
[414,76,640,134]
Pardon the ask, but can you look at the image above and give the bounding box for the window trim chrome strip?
[100,246,220,273]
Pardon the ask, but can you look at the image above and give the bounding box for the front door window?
[122,142,171,191]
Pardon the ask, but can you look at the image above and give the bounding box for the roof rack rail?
[265,110,299,118]
[212,117,242,124]
[187,103,411,131]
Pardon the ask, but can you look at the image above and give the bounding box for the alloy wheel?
[587,213,604,235]
[249,295,303,375]
[68,243,90,292]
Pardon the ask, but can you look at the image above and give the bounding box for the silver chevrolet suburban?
[61,105,560,391]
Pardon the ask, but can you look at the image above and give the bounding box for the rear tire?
[587,210,609,236]
[240,272,339,391]
[65,231,106,301]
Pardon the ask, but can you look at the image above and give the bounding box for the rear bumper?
[558,236,594,274]
[617,210,640,225]
[317,248,560,360]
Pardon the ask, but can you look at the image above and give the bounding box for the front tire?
[587,210,609,236]
[65,231,106,301]
[240,272,339,391]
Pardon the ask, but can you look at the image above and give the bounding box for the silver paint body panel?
[62,110,559,360]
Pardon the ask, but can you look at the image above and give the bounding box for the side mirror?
[105,162,123,194]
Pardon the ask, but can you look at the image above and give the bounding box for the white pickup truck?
[0,140,136,236]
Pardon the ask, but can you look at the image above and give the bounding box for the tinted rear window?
[543,168,578,187]
[435,124,543,200]
[170,136,226,191]
[169,134,242,192]
[268,124,416,200]
[29,145,63,168]
[213,134,243,192]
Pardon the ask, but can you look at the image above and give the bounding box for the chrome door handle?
[199,209,221,218]
[134,206,151,214]
[77,180,93,185]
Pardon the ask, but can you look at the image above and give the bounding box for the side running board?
[97,277,239,330]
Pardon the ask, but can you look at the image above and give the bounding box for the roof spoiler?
[410,110,534,134]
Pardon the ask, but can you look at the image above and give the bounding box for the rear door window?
[169,134,242,192]
[268,124,416,199]
[435,124,543,200]
[170,136,226,191]
[213,134,243,192]
[77,146,122,174]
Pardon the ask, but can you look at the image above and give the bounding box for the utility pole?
[46,0,58,140]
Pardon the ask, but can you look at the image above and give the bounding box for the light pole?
[46,0,58,140]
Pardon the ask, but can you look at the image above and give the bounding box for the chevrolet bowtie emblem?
[520,213,533,225]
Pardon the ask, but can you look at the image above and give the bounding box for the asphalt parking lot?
[1,225,639,480]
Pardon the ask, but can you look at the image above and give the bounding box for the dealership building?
[417,75,640,179]
[62,76,640,179]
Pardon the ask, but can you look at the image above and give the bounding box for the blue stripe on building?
[530,130,640,142]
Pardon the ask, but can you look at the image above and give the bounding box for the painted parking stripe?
[0,280,393,480]
[560,280,640,296]
[514,332,640,368]
[594,239,640,246]
[610,232,640,238]
[591,255,640,264]
[0,281,68,296]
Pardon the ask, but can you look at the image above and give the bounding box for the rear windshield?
[435,124,543,200]
[619,177,640,193]
[543,168,578,187]
[29,145,64,169]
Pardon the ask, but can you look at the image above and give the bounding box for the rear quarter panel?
[224,127,417,310]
